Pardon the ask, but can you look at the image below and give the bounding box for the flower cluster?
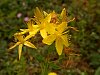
[9,7,74,60]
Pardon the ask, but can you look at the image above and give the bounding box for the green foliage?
[95,67,100,75]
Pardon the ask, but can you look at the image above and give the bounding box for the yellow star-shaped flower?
[19,19,39,40]
[42,22,69,55]
[9,33,36,60]
[33,7,56,38]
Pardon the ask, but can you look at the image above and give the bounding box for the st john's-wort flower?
[19,19,39,40]
[33,7,56,38]
[42,22,69,55]
[9,7,75,59]
[9,33,36,60]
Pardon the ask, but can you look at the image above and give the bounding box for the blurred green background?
[0,0,100,75]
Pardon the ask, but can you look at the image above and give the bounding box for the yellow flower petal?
[14,34,24,42]
[32,25,39,29]
[44,14,51,23]
[40,29,47,38]
[20,29,29,34]
[46,23,55,34]
[27,20,34,30]
[24,34,34,41]
[60,8,67,22]
[42,34,56,45]
[24,41,36,49]
[18,44,23,60]
[61,34,69,47]
[43,11,48,16]
[55,37,63,55]
[9,42,20,50]
[20,29,29,31]
[29,28,39,35]
[57,22,67,33]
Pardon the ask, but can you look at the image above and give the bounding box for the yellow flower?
[42,22,69,55]
[34,12,54,38]
[19,19,39,40]
[33,7,56,38]
[39,14,56,38]
[9,33,36,60]
[48,72,57,75]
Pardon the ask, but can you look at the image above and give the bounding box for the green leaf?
[49,62,60,70]
[35,54,44,62]
[95,67,100,75]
